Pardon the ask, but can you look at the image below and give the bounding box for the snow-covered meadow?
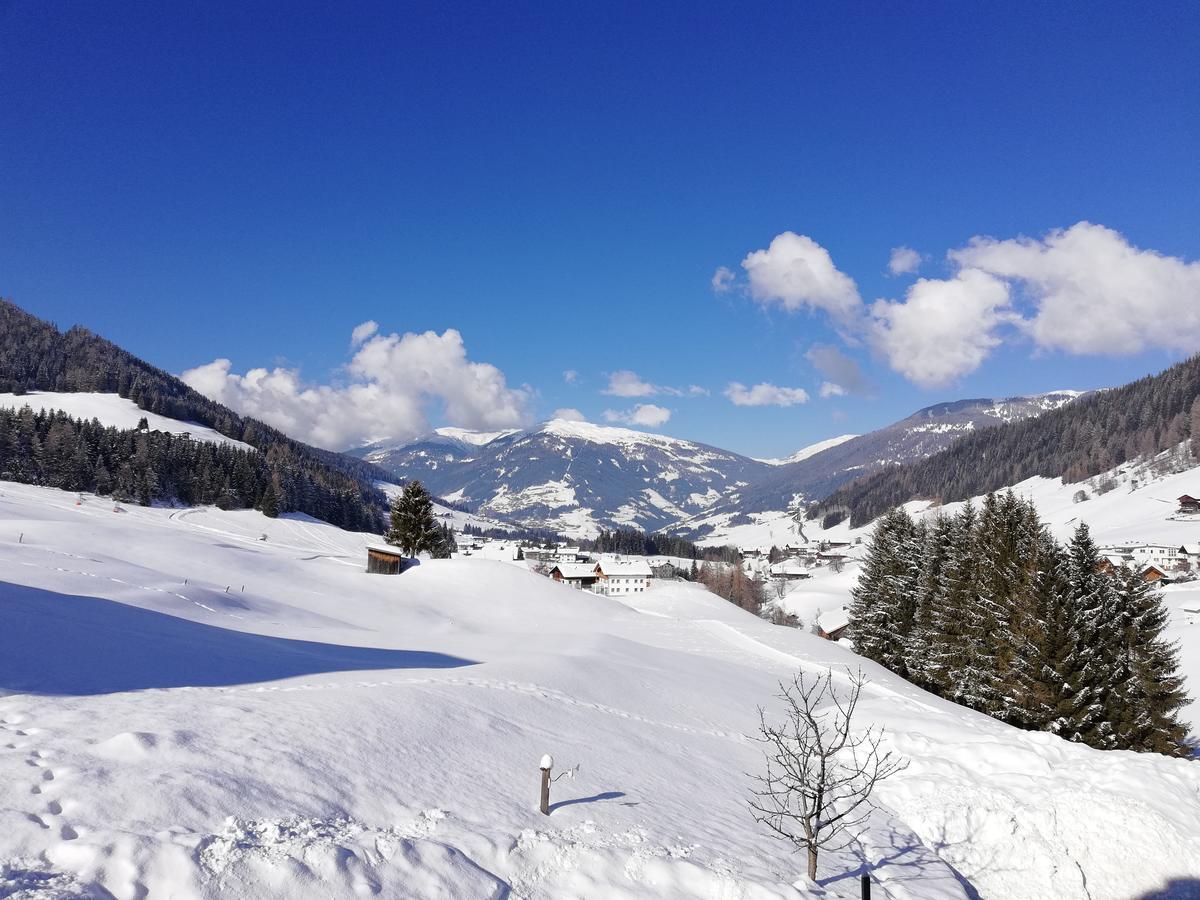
[1,482,1199,898]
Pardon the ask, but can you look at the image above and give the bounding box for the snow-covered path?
[1,482,1198,899]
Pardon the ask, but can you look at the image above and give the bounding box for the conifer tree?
[1056,522,1120,748]
[905,513,952,690]
[259,482,280,518]
[927,502,978,699]
[1111,566,1190,754]
[385,480,439,556]
[850,508,916,667]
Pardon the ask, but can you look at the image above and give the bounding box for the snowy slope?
[756,435,858,466]
[0,392,254,451]
[1,481,1199,898]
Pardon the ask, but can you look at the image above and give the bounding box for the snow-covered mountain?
[352,392,1086,539]
[353,418,772,537]
[699,391,1089,529]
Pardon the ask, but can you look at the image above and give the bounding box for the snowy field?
[0,392,254,451]
[2,483,1200,898]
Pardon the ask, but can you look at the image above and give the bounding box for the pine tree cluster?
[811,354,1200,527]
[0,299,386,529]
[0,406,382,530]
[850,492,1190,755]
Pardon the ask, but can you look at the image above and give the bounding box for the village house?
[1129,544,1185,569]
[1139,564,1173,584]
[769,559,811,580]
[595,559,652,595]
[1177,494,1200,514]
[1099,543,1185,570]
[548,562,601,590]
[649,561,676,580]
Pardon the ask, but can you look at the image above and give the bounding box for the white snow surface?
[0,481,1199,899]
[0,392,253,451]
[756,435,859,467]
[433,426,521,446]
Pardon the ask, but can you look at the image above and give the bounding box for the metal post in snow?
[539,754,553,815]
[860,873,871,900]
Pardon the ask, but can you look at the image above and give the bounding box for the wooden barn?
[366,545,407,575]
[1177,494,1200,514]
[817,609,851,642]
[1139,564,1173,584]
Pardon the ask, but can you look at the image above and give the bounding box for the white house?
[1128,544,1185,569]
[595,559,652,595]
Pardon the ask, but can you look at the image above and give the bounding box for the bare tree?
[748,668,906,882]
[771,576,789,602]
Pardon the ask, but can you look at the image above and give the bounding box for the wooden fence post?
[539,754,553,815]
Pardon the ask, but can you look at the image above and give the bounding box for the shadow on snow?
[0,581,477,696]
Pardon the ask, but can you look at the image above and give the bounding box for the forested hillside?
[810,354,1200,527]
[0,300,385,529]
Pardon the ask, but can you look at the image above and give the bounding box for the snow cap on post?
[539,754,554,771]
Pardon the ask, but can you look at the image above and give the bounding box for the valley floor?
[1,482,1199,899]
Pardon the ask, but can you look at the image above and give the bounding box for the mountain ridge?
[354,391,1087,538]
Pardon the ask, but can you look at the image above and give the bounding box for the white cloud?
[805,344,870,396]
[724,382,810,407]
[739,231,861,321]
[602,369,657,397]
[869,269,1012,388]
[950,221,1200,356]
[819,382,846,398]
[888,247,921,276]
[601,370,706,398]
[603,404,672,427]
[552,407,586,422]
[711,265,736,293]
[562,369,578,384]
[350,320,379,347]
[181,327,532,451]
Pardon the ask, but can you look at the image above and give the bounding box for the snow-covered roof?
[551,562,599,579]
[600,560,652,578]
[366,544,405,557]
[818,608,850,633]
[769,560,809,576]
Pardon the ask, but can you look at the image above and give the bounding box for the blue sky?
[3,2,1199,456]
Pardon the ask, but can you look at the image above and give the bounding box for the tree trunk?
[807,846,818,881]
